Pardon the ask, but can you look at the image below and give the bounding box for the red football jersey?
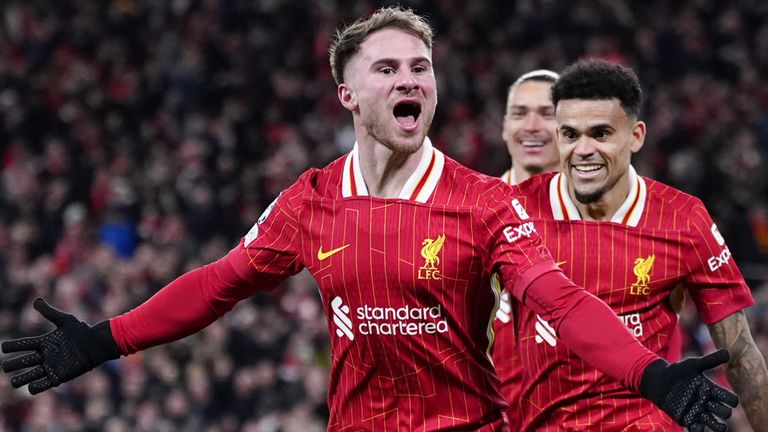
[226,141,553,431]
[493,168,755,431]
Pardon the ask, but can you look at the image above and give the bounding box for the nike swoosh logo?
[318,244,350,261]
[555,260,567,267]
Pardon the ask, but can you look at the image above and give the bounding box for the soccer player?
[507,59,768,431]
[494,69,562,425]
[1,8,739,431]
[499,69,561,186]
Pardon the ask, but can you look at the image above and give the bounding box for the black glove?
[1,298,120,394]
[640,349,739,432]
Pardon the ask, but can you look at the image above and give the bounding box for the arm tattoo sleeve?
[708,311,768,431]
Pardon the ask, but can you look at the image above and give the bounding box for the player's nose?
[396,71,420,93]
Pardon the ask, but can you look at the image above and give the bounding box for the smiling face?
[556,98,645,206]
[337,27,437,155]
[502,80,560,177]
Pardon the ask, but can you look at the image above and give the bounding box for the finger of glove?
[695,349,730,373]
[33,298,70,327]
[1,337,42,354]
[1,352,42,372]
[27,377,54,395]
[699,411,727,432]
[688,423,705,432]
[10,366,46,388]
[705,398,733,420]
[709,381,739,408]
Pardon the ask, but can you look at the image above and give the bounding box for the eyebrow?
[559,123,614,134]
[370,57,432,67]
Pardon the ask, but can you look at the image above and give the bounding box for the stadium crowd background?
[0,1,767,431]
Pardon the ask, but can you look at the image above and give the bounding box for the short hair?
[328,6,434,85]
[506,69,560,113]
[551,60,643,118]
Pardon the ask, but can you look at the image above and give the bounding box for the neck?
[569,170,632,222]
[357,139,426,198]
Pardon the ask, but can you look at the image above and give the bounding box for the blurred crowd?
[0,0,767,431]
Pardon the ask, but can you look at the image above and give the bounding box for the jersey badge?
[418,234,445,280]
[630,254,655,295]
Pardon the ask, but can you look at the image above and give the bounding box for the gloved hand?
[640,349,739,432]
[1,298,120,394]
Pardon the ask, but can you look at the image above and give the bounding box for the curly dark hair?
[551,59,643,118]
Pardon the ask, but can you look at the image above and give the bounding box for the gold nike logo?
[317,244,350,261]
[556,260,567,267]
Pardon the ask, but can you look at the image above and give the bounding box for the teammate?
[1,8,740,431]
[506,59,768,431]
[493,69,562,425]
[499,69,561,186]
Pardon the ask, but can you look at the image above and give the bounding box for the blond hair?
[329,6,434,85]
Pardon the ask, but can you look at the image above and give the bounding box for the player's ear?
[338,83,357,112]
[630,120,646,153]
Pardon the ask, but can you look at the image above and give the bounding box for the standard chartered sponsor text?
[357,304,449,335]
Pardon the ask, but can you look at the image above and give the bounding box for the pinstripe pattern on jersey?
[236,149,556,430]
[491,170,753,431]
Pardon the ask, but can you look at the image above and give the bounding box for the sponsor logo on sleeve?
[244,193,281,247]
[711,223,725,246]
[511,198,529,220]
[707,223,732,272]
[503,222,536,243]
[707,247,732,272]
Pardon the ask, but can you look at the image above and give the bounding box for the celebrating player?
[1,8,740,431]
[505,59,768,431]
[493,69,561,425]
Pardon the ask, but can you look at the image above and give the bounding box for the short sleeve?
[684,201,754,325]
[480,186,555,299]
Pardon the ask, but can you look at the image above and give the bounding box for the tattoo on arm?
[708,311,768,431]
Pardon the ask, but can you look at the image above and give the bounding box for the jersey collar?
[341,138,445,202]
[548,165,647,226]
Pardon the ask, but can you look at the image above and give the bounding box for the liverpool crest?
[630,254,655,295]
[418,234,445,280]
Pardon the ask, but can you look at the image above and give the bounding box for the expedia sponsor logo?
[331,296,449,338]
[503,222,536,243]
[707,246,732,272]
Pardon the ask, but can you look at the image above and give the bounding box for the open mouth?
[393,100,422,130]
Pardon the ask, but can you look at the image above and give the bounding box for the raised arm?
[708,311,768,431]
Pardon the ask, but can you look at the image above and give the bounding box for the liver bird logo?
[633,254,655,286]
[420,234,446,269]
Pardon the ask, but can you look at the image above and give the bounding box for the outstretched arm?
[708,311,768,431]
[517,266,739,432]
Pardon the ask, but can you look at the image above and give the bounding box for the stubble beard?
[364,113,431,155]
[573,171,620,204]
